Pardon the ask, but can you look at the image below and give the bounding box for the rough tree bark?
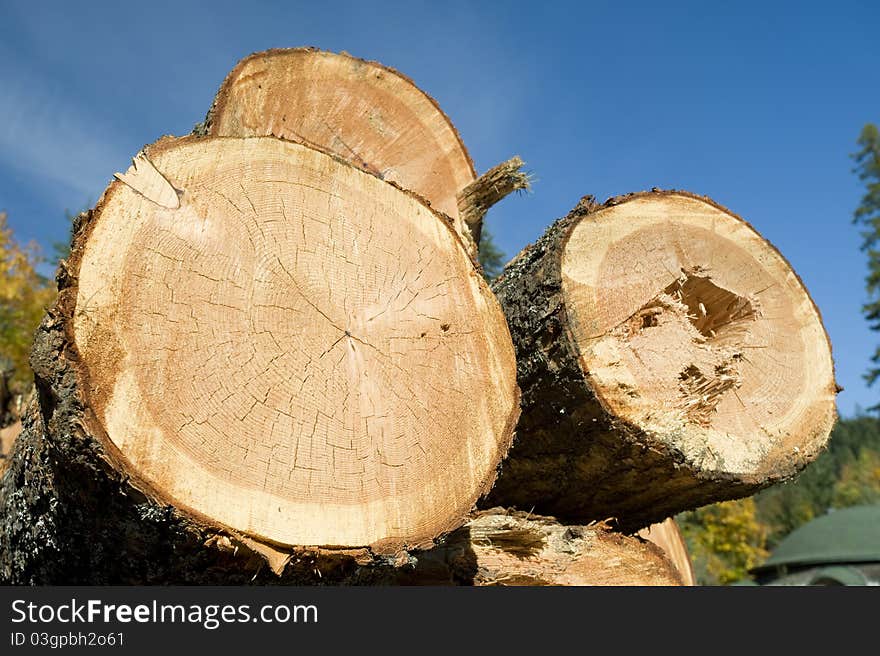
[0,135,520,583]
[482,191,837,531]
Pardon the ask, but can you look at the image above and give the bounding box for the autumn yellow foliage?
[0,211,56,401]
[832,449,880,508]
[679,498,769,585]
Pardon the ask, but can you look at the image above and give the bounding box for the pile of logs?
[0,48,837,585]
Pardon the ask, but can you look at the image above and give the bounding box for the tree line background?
[1,125,879,585]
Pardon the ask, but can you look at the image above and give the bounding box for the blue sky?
[1,1,878,415]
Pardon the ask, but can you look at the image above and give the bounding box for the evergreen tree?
[51,208,83,267]
[477,227,506,281]
[755,414,880,547]
[852,123,880,387]
[831,448,880,508]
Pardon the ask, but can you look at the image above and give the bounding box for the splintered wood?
[484,191,837,530]
[407,510,684,586]
[563,194,834,465]
[456,156,530,248]
[73,136,519,550]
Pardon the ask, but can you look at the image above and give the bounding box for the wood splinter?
[457,156,530,254]
[113,151,180,209]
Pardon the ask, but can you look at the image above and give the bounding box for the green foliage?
[678,498,768,585]
[831,448,880,507]
[851,123,880,387]
[753,482,820,548]
[682,416,880,583]
[477,227,506,281]
[755,414,880,547]
[0,212,55,396]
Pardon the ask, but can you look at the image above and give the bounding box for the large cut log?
[483,191,837,531]
[0,135,519,583]
[202,48,528,258]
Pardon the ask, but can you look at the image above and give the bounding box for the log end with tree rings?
[486,191,837,529]
[71,135,519,552]
[564,192,836,477]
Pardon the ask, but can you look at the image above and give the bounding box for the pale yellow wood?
[561,193,836,478]
[0,420,21,477]
[114,151,180,209]
[74,136,518,550]
[638,518,696,586]
[454,511,683,586]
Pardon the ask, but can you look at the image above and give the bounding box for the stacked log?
[0,48,837,585]
[482,192,837,532]
[201,48,474,223]
[201,48,528,260]
[404,509,683,586]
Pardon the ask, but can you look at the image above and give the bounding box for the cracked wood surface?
[66,135,518,551]
[204,48,477,244]
[483,191,837,530]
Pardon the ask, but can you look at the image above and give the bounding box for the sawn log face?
[482,193,834,531]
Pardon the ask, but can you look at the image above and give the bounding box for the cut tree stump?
[483,191,837,531]
[0,135,519,584]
